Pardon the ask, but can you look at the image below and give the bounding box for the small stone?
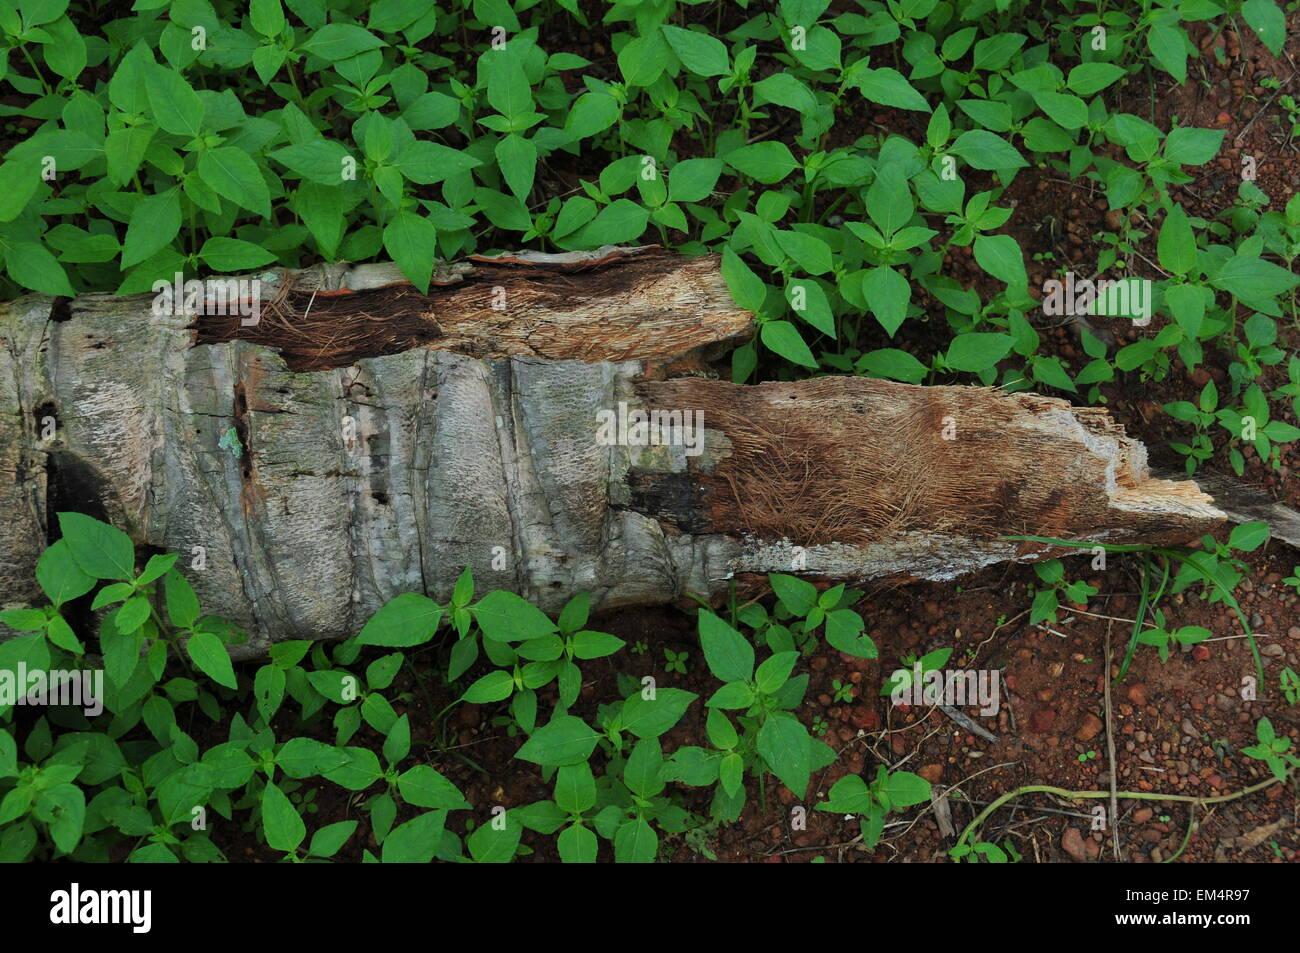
[1075,713,1104,742]
[1133,807,1153,824]
[849,705,877,730]
[919,763,943,784]
[1127,683,1148,706]
[1192,645,1211,661]
[1031,709,1057,733]
[1062,827,1089,862]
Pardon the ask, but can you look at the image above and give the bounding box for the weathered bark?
[1,247,1227,656]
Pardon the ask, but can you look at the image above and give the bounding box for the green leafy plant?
[814,765,931,850]
[1279,668,1299,706]
[1241,717,1299,782]
[881,647,952,698]
[1028,558,1099,624]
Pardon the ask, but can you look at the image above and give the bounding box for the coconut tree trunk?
[0,246,1225,656]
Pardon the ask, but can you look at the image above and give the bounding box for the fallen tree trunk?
[1,247,1226,655]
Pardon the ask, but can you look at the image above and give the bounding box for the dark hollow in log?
[1,250,1226,656]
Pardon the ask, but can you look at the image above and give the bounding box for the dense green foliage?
[2,0,1299,474]
[0,513,897,861]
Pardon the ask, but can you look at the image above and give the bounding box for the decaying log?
[1,247,1228,656]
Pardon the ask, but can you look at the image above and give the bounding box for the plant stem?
[954,769,1292,852]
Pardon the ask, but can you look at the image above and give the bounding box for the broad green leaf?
[391,140,481,184]
[145,64,204,138]
[1147,23,1189,83]
[486,55,533,120]
[661,25,729,77]
[567,199,648,246]
[462,670,515,703]
[473,589,556,643]
[725,141,798,184]
[122,189,182,267]
[1227,521,1269,553]
[261,781,305,852]
[786,281,834,337]
[398,765,468,810]
[973,233,1027,294]
[862,265,911,337]
[613,817,657,863]
[41,783,85,854]
[698,611,754,684]
[199,237,276,272]
[760,320,817,368]
[197,147,272,218]
[883,770,931,807]
[356,592,443,647]
[383,810,447,863]
[0,159,41,223]
[856,348,927,383]
[467,811,520,863]
[856,67,930,111]
[1211,255,1300,303]
[276,737,347,778]
[866,167,914,236]
[250,0,286,36]
[1156,204,1196,275]
[721,247,767,311]
[35,540,95,607]
[557,823,597,863]
[4,242,74,296]
[754,651,799,695]
[757,712,811,797]
[186,631,237,689]
[753,73,818,113]
[564,91,621,141]
[308,820,357,858]
[946,332,1014,373]
[300,23,385,60]
[620,688,697,739]
[495,134,536,200]
[825,609,877,658]
[769,573,816,615]
[383,210,438,293]
[1241,0,1285,54]
[1163,127,1224,166]
[515,715,599,767]
[949,130,1026,170]
[554,762,596,815]
[1067,62,1126,96]
[270,140,353,185]
[775,230,833,275]
[623,738,665,798]
[58,513,134,580]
